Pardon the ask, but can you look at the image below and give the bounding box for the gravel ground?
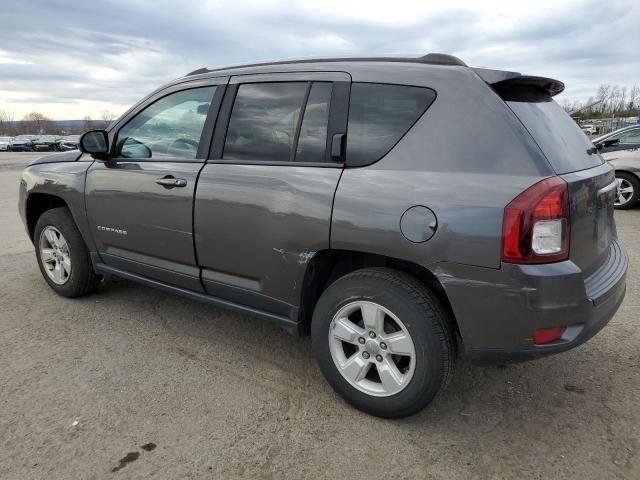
[1,152,638,479]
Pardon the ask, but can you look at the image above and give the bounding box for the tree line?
[561,84,640,118]
[0,110,117,136]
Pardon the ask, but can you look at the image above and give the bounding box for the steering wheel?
[172,138,199,150]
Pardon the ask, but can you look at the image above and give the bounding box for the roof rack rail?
[419,53,467,66]
[184,52,467,76]
[186,67,209,76]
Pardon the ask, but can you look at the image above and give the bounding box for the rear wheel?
[311,268,455,418]
[614,172,640,210]
[34,207,101,297]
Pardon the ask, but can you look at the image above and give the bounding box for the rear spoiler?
[473,68,565,97]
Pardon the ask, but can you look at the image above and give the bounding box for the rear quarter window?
[507,99,603,174]
[347,83,436,166]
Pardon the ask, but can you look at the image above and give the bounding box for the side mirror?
[79,130,109,159]
[603,138,620,147]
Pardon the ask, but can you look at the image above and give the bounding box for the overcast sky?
[1,0,638,120]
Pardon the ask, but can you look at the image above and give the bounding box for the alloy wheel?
[39,226,71,285]
[615,178,635,207]
[328,301,416,397]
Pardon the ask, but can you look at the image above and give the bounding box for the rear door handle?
[156,176,187,188]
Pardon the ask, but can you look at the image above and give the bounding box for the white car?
[581,124,596,135]
[0,136,12,151]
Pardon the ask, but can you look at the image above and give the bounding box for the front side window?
[619,129,640,144]
[347,83,436,166]
[116,86,216,160]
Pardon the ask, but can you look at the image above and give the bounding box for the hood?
[28,150,83,166]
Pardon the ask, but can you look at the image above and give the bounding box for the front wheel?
[311,268,455,418]
[34,207,101,297]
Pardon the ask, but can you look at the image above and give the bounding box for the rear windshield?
[507,99,603,174]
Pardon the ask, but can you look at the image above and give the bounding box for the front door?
[86,80,226,291]
[600,127,640,153]
[194,72,350,318]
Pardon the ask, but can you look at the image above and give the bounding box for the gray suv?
[18,54,628,418]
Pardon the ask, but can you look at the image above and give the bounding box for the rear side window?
[507,100,603,174]
[295,83,332,163]
[223,82,333,163]
[347,83,436,166]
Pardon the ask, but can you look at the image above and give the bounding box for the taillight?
[502,176,570,264]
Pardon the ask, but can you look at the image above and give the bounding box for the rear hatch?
[486,72,617,276]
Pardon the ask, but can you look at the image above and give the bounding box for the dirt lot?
[1,152,638,479]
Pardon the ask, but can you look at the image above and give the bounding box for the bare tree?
[0,109,15,136]
[83,115,93,132]
[629,85,640,111]
[619,86,628,113]
[595,84,611,113]
[610,85,622,113]
[585,96,595,115]
[100,110,116,128]
[22,111,53,134]
[561,99,574,113]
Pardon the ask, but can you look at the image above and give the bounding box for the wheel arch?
[615,168,640,181]
[297,249,460,339]
[25,193,69,241]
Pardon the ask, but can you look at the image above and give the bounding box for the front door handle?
[156,176,187,188]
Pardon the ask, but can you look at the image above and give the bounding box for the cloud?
[0,0,638,119]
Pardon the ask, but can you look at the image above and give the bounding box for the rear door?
[506,99,616,276]
[86,78,227,291]
[194,72,350,317]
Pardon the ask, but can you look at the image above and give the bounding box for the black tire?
[614,172,640,210]
[311,267,456,418]
[34,207,101,297]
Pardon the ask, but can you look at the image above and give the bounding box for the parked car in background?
[32,135,59,152]
[581,124,596,136]
[592,126,640,209]
[0,136,12,151]
[601,148,640,209]
[55,135,79,151]
[9,135,37,151]
[18,54,627,417]
[593,125,640,154]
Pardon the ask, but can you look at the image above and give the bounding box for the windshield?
[507,99,603,174]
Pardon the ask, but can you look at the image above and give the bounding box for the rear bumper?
[433,239,628,364]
